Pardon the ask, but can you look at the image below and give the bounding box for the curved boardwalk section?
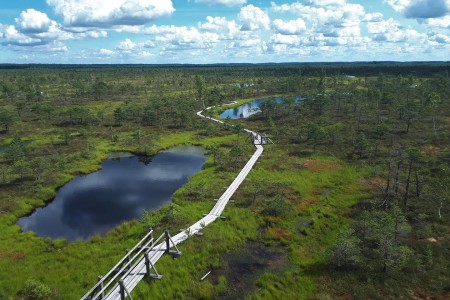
[82,106,265,300]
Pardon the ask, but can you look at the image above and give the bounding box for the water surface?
[17,147,206,240]
[219,96,303,119]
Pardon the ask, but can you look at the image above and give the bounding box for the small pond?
[17,146,207,241]
[219,96,304,119]
[0,146,5,153]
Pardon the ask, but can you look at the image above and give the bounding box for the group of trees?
[248,68,449,292]
[332,205,412,274]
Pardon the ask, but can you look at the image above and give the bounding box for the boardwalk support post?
[119,280,134,300]
[165,230,182,258]
[119,280,125,300]
[97,275,104,299]
[148,228,154,242]
[126,249,131,265]
[144,253,163,279]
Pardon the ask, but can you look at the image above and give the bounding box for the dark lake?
[17,147,207,241]
[219,96,304,119]
[0,146,5,153]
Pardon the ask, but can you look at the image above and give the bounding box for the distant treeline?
[0,61,448,77]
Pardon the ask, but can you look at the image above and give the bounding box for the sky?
[0,0,449,64]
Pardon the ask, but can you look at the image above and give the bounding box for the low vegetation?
[0,63,448,299]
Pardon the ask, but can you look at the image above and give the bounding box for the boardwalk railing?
[81,230,182,300]
[81,103,267,300]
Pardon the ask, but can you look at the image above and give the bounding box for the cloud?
[366,16,427,42]
[117,38,136,51]
[405,0,450,18]
[366,18,399,34]
[238,5,270,31]
[2,0,448,63]
[77,30,108,39]
[99,48,115,55]
[140,25,221,50]
[1,25,44,46]
[198,16,240,40]
[270,1,365,37]
[429,33,450,43]
[363,13,384,22]
[420,15,450,27]
[195,0,246,6]
[385,0,450,19]
[46,0,175,28]
[0,8,108,51]
[305,0,347,6]
[273,18,306,35]
[231,38,261,48]
[143,41,157,48]
[374,28,426,43]
[270,33,300,46]
[15,9,54,33]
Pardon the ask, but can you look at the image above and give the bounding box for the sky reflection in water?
[17,147,206,241]
[219,96,303,119]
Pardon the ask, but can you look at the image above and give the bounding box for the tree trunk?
[415,170,421,199]
[394,161,401,195]
[383,171,391,209]
[406,118,411,133]
[432,116,438,138]
[404,159,413,208]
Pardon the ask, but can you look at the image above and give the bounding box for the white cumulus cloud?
[305,0,347,7]
[363,13,384,22]
[141,25,220,50]
[1,25,43,46]
[420,15,450,28]
[273,18,306,35]
[117,38,137,50]
[270,33,300,45]
[198,16,241,41]
[16,9,54,33]
[429,33,450,43]
[195,0,246,6]
[100,48,115,55]
[46,0,175,27]
[239,5,270,31]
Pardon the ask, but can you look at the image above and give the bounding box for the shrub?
[20,279,52,300]
[262,196,292,218]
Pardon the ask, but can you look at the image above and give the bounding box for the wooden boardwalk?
[82,105,265,300]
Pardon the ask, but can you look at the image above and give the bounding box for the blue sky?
[0,0,449,64]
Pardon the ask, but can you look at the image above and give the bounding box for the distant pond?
[17,147,207,241]
[219,96,304,119]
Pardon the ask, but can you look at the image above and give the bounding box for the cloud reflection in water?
[17,147,206,240]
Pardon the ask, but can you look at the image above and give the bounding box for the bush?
[262,196,292,218]
[20,279,52,300]
[330,227,362,268]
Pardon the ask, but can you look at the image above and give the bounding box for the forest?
[0,62,448,299]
